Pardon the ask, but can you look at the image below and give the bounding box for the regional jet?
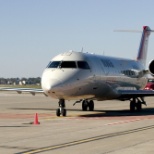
[1,26,154,117]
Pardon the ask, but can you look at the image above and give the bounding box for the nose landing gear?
[56,99,66,117]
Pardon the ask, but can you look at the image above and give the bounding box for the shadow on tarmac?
[10,107,154,117]
[0,126,29,127]
[78,108,154,118]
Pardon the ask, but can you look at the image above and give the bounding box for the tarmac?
[0,92,154,154]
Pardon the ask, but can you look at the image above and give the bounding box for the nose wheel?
[56,99,67,117]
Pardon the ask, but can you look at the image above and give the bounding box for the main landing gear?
[56,99,67,117]
[130,97,146,112]
[82,100,94,111]
[73,99,94,111]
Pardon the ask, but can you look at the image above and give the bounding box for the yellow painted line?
[23,136,101,154]
[22,125,154,154]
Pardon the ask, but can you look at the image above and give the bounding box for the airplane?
[1,26,154,117]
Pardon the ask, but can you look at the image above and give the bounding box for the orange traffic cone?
[33,113,40,125]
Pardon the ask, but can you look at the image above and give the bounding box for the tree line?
[0,77,41,85]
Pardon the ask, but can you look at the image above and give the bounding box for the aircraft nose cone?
[50,79,63,90]
[42,78,63,94]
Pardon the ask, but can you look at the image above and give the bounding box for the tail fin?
[137,26,151,66]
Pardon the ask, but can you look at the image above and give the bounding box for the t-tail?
[137,26,152,67]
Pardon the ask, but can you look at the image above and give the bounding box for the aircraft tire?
[82,100,88,111]
[62,109,67,116]
[136,101,142,111]
[130,101,136,112]
[89,100,94,111]
[56,108,61,116]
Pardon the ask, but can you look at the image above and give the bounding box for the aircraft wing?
[0,87,44,96]
[118,89,154,100]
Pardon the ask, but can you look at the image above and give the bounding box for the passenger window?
[77,61,90,69]
[60,61,76,68]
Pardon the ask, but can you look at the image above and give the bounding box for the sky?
[1,0,154,78]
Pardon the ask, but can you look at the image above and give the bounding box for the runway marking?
[104,118,142,126]
[20,125,154,154]
[0,113,154,126]
[62,115,154,122]
[59,115,154,126]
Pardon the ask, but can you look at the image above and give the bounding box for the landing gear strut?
[130,97,146,112]
[56,99,66,117]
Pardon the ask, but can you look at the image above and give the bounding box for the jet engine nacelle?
[149,60,154,75]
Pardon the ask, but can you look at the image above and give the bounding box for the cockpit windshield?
[60,61,76,68]
[47,61,90,69]
[47,61,61,68]
[77,61,90,69]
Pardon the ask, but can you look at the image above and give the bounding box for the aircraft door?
[99,60,107,75]
[86,56,97,76]
[86,56,103,87]
[99,59,109,75]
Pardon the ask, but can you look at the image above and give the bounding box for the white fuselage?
[41,51,147,101]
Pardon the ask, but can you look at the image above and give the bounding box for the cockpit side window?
[60,61,76,68]
[77,61,90,69]
[47,61,61,68]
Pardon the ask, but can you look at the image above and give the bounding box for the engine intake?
[149,60,154,75]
